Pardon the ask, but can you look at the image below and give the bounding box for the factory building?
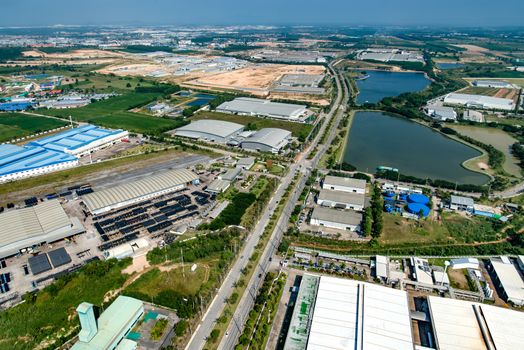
[278,74,324,87]
[71,296,144,350]
[488,256,524,306]
[310,206,362,231]
[450,257,480,270]
[240,128,291,154]
[472,80,514,89]
[322,175,366,194]
[444,93,515,111]
[424,106,457,121]
[205,178,231,194]
[216,97,308,122]
[0,199,85,259]
[218,167,242,182]
[82,168,199,215]
[449,195,475,212]
[28,124,129,156]
[317,189,365,211]
[236,157,255,170]
[0,144,78,183]
[284,274,524,350]
[173,119,244,143]
[462,109,484,123]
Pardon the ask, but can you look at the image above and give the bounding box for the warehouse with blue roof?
[0,124,128,183]
[28,124,129,156]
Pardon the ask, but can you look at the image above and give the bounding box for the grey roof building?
[425,106,457,121]
[0,200,85,259]
[322,176,366,194]
[240,128,292,154]
[173,119,244,143]
[310,206,362,231]
[449,195,475,211]
[278,74,324,87]
[317,189,366,211]
[206,178,230,194]
[83,169,199,215]
[219,167,242,182]
[236,157,255,170]
[216,97,308,122]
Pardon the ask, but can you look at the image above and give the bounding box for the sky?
[2,0,523,27]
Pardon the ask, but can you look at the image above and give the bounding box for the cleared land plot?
[38,93,184,133]
[458,85,519,101]
[449,125,522,177]
[0,113,68,142]
[191,111,313,140]
[183,64,325,94]
[380,215,449,244]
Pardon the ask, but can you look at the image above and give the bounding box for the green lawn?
[380,214,450,244]
[0,113,68,143]
[192,111,313,141]
[0,259,130,350]
[38,93,184,134]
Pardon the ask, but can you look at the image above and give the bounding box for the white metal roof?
[428,296,524,350]
[0,200,83,258]
[83,169,198,213]
[307,276,413,350]
[490,257,524,303]
[318,189,365,207]
[217,97,307,119]
[323,176,366,190]
[174,119,244,139]
[241,128,291,149]
[450,195,474,206]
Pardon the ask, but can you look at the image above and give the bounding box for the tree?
[370,184,383,239]
[174,320,188,336]
[126,82,132,88]
[362,207,373,237]
[209,329,220,343]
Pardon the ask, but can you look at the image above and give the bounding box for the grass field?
[449,124,522,178]
[38,92,184,134]
[458,86,501,96]
[380,215,450,244]
[0,113,68,143]
[192,111,313,141]
[124,264,210,298]
[0,259,130,350]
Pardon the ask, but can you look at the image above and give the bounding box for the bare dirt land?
[269,91,330,106]
[97,62,164,76]
[453,44,490,54]
[22,49,125,59]
[182,63,326,94]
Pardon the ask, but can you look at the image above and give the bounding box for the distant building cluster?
[356,48,425,64]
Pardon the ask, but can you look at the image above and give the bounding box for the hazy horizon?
[2,0,524,28]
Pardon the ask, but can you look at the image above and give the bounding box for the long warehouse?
[284,274,524,350]
[216,97,309,122]
[172,119,244,143]
[82,168,199,215]
[0,199,85,259]
[240,128,292,154]
[443,93,515,111]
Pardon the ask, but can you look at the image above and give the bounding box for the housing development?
[0,3,524,350]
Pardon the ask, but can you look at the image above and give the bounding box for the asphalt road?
[183,63,348,350]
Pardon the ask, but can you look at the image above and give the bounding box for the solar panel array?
[28,254,52,275]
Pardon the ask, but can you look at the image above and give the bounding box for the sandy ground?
[184,64,326,91]
[477,161,490,171]
[453,44,490,54]
[122,254,151,275]
[22,49,125,59]
[97,63,163,76]
[269,91,330,106]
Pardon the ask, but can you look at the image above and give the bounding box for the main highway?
[185,61,349,350]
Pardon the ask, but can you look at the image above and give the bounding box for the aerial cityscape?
[1,1,524,349]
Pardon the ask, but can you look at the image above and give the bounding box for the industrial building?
[462,109,484,123]
[310,206,362,231]
[357,49,424,63]
[0,199,85,259]
[488,256,524,306]
[216,97,309,122]
[218,167,242,182]
[271,74,326,95]
[206,178,230,194]
[236,157,255,170]
[0,144,78,183]
[410,256,434,285]
[284,274,524,350]
[424,106,457,121]
[316,189,365,211]
[449,195,475,212]
[472,80,515,89]
[285,275,414,350]
[240,128,292,154]
[82,168,199,215]
[450,257,480,270]
[444,93,515,111]
[173,120,244,143]
[428,295,524,350]
[322,176,366,194]
[71,296,144,350]
[28,124,129,156]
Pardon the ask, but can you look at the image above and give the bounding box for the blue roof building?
[0,102,32,111]
[0,144,78,182]
[28,125,128,155]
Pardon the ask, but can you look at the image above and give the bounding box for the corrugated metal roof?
[490,258,524,304]
[323,176,366,190]
[0,145,77,177]
[318,189,365,206]
[311,207,362,226]
[0,199,73,252]
[217,97,307,119]
[450,195,474,206]
[174,119,244,139]
[241,128,291,149]
[83,169,198,213]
